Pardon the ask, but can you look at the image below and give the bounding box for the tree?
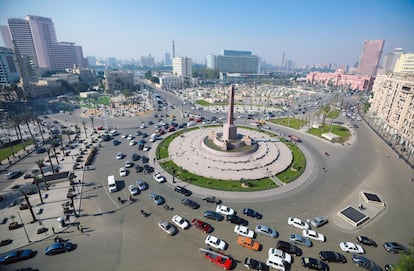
[21,110,36,147]
[82,120,87,138]
[319,104,331,129]
[394,237,414,271]
[32,175,44,204]
[89,116,95,131]
[33,114,46,143]
[45,147,55,173]
[35,159,49,190]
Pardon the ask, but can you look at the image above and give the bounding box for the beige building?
[104,70,134,91]
[369,73,414,145]
[173,57,192,79]
[394,53,414,73]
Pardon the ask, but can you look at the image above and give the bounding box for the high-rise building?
[173,57,192,79]
[1,15,87,73]
[394,53,414,73]
[104,69,134,91]
[357,40,384,76]
[165,52,172,66]
[207,50,260,74]
[140,54,155,68]
[380,48,404,73]
[0,47,20,87]
[0,25,12,49]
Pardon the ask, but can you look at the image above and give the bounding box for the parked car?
[128,185,139,195]
[158,220,177,235]
[205,235,227,250]
[238,236,260,251]
[303,229,326,242]
[216,205,235,216]
[319,251,347,263]
[204,210,224,221]
[289,234,313,247]
[202,248,232,270]
[152,172,166,183]
[243,208,262,219]
[45,241,76,256]
[352,254,382,271]
[357,236,377,247]
[276,240,302,256]
[226,214,248,226]
[234,225,255,238]
[255,225,278,238]
[301,257,329,271]
[288,217,310,230]
[149,192,165,205]
[136,180,148,190]
[119,167,127,177]
[268,248,292,264]
[203,196,222,204]
[309,216,328,228]
[383,242,409,254]
[172,215,190,230]
[132,153,140,161]
[340,242,365,254]
[116,152,124,160]
[5,170,21,179]
[244,257,269,271]
[192,219,213,233]
[175,185,191,196]
[0,249,35,264]
[124,160,133,168]
[181,198,200,209]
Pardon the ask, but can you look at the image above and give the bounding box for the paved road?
[1,106,413,271]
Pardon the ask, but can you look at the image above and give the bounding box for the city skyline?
[1,0,413,66]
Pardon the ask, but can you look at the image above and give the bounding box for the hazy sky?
[1,0,413,66]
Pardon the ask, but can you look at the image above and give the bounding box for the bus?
[108,175,117,192]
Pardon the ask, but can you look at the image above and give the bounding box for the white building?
[0,47,20,87]
[394,53,414,73]
[173,57,192,79]
[159,75,182,89]
[207,50,260,74]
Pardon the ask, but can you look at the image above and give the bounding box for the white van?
[109,130,118,136]
[108,175,117,192]
[266,254,285,271]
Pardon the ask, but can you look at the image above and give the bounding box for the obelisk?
[222,85,238,141]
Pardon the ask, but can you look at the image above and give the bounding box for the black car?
[202,196,222,204]
[141,156,149,163]
[132,153,140,161]
[243,208,263,219]
[383,242,409,254]
[0,249,35,264]
[175,185,191,196]
[301,257,329,271]
[112,139,121,145]
[135,165,144,173]
[35,147,46,154]
[352,254,382,271]
[276,240,302,256]
[226,214,248,226]
[143,165,154,173]
[244,257,269,271]
[203,210,224,221]
[357,236,377,247]
[181,198,200,209]
[319,251,347,263]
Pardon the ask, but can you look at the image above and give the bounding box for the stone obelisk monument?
[222,85,238,141]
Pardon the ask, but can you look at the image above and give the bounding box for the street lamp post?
[17,212,31,243]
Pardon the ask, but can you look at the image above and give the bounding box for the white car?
[140,123,146,129]
[153,172,166,183]
[119,167,127,177]
[172,215,189,230]
[216,205,235,216]
[129,140,136,146]
[266,254,286,271]
[143,145,151,152]
[136,180,148,190]
[121,133,128,138]
[128,184,138,195]
[234,225,254,238]
[127,134,134,140]
[125,161,133,168]
[302,229,326,242]
[116,152,124,160]
[205,235,227,251]
[268,248,292,264]
[339,241,365,254]
[288,217,310,230]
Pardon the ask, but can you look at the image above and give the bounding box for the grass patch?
[327,109,340,119]
[0,139,33,161]
[270,118,307,129]
[276,139,306,183]
[307,124,351,143]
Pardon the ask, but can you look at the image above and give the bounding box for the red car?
[201,248,232,270]
[192,219,213,233]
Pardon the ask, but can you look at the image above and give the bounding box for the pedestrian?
[52,226,55,234]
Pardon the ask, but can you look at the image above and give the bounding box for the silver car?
[158,220,178,235]
[255,225,278,238]
[309,216,328,228]
[289,234,313,247]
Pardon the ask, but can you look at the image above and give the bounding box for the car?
[268,248,292,264]
[172,215,190,230]
[119,167,127,177]
[128,185,139,195]
[288,217,310,230]
[0,249,35,264]
[203,196,222,204]
[174,185,191,196]
[135,165,144,173]
[202,248,232,270]
[319,251,347,263]
[238,236,261,251]
[289,234,312,247]
[143,165,154,173]
[301,257,329,271]
[127,134,134,140]
[136,180,148,190]
[152,172,166,183]
[384,264,394,271]
[158,220,177,235]
[357,236,377,247]
[266,254,286,271]
[205,235,227,250]
[112,139,121,146]
[128,140,136,146]
[234,225,255,238]
[181,198,200,209]
[5,170,21,179]
[309,216,328,228]
[383,242,409,254]
[244,257,269,271]
[125,161,133,168]
[149,192,165,205]
[352,254,382,271]
[132,153,140,161]
[204,210,224,221]
[276,240,302,256]
[216,205,235,216]
[226,214,248,226]
[339,242,365,254]
[35,147,47,154]
[255,225,278,238]
[121,133,128,138]
[243,208,262,219]
[116,152,124,160]
[303,229,326,242]
[143,145,151,152]
[191,219,213,233]
[44,241,76,255]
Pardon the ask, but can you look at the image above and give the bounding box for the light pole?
[17,211,31,243]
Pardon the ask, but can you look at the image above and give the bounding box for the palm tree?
[32,175,44,204]
[45,147,55,173]
[22,111,36,147]
[33,114,46,143]
[35,159,49,190]
[89,116,95,132]
[9,114,24,144]
[319,104,331,129]
[82,120,87,138]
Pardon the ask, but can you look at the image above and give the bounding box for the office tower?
[0,25,12,49]
[357,40,384,76]
[207,50,260,73]
[165,52,172,66]
[140,54,155,68]
[394,53,414,73]
[0,47,20,87]
[104,70,134,91]
[172,40,175,58]
[2,15,87,73]
[381,48,404,73]
[173,57,192,78]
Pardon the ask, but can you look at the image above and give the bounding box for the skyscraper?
[173,57,192,79]
[357,40,384,76]
[207,50,260,74]
[165,52,172,66]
